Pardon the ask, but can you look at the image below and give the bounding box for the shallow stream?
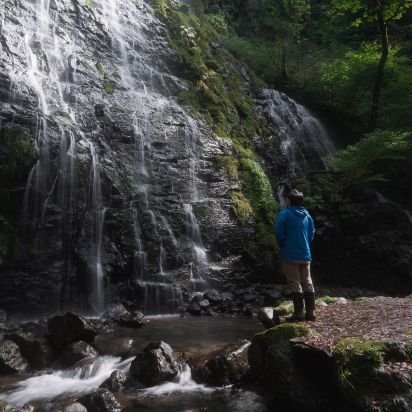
[0,316,267,411]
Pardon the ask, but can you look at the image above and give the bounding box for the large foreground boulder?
[5,329,54,369]
[130,341,181,386]
[47,313,98,349]
[0,340,29,374]
[248,324,335,411]
[190,340,251,386]
[78,389,121,412]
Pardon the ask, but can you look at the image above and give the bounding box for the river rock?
[130,341,181,386]
[100,370,127,392]
[0,340,28,374]
[190,340,251,386]
[258,307,279,329]
[59,341,98,368]
[78,389,121,412]
[101,304,130,323]
[47,313,98,349]
[187,302,202,316]
[52,402,88,412]
[5,329,54,369]
[204,289,222,303]
[118,311,145,328]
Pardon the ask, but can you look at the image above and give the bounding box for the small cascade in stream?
[0,356,132,406]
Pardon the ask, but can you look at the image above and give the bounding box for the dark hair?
[287,189,304,206]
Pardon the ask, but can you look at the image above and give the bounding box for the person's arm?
[274,211,287,247]
[308,215,315,243]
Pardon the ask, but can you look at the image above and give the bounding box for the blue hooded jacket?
[274,206,315,262]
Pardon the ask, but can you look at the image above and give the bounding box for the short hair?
[287,189,304,206]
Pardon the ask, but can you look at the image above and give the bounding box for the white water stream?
[0,356,132,406]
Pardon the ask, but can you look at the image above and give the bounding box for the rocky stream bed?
[0,293,410,412]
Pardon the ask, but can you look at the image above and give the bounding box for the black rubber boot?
[287,293,305,322]
[304,292,316,321]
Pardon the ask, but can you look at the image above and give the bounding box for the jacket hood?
[290,206,310,218]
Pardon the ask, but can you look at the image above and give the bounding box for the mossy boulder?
[248,324,335,410]
[333,338,412,411]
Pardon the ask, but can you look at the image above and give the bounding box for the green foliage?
[230,191,253,224]
[0,128,37,183]
[239,158,278,224]
[330,0,412,26]
[216,155,239,180]
[334,338,386,393]
[328,130,412,187]
[0,127,36,265]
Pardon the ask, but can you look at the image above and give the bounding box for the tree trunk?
[281,36,289,84]
[368,3,389,131]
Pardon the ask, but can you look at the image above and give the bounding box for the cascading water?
[0,356,132,406]
[1,0,237,314]
[259,89,337,206]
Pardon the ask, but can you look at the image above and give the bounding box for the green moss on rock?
[230,191,253,224]
[334,338,387,394]
[254,323,312,347]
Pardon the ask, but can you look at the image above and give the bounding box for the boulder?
[118,311,145,328]
[204,289,222,303]
[47,313,98,349]
[187,302,201,316]
[59,341,98,368]
[52,402,87,412]
[0,340,28,374]
[257,307,279,329]
[190,340,251,386]
[5,330,54,369]
[78,389,121,412]
[100,370,127,392]
[248,324,333,411]
[130,341,181,386]
[198,299,210,309]
[101,304,130,323]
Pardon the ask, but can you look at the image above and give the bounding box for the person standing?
[274,189,316,321]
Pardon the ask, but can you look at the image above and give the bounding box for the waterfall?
[2,0,215,314]
[260,89,336,205]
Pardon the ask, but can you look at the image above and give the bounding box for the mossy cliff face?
[151,0,280,273]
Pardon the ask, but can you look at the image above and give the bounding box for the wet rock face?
[0,340,29,374]
[77,389,121,412]
[100,370,127,392]
[47,313,98,349]
[190,340,251,386]
[5,328,54,370]
[130,341,181,386]
[0,0,248,314]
